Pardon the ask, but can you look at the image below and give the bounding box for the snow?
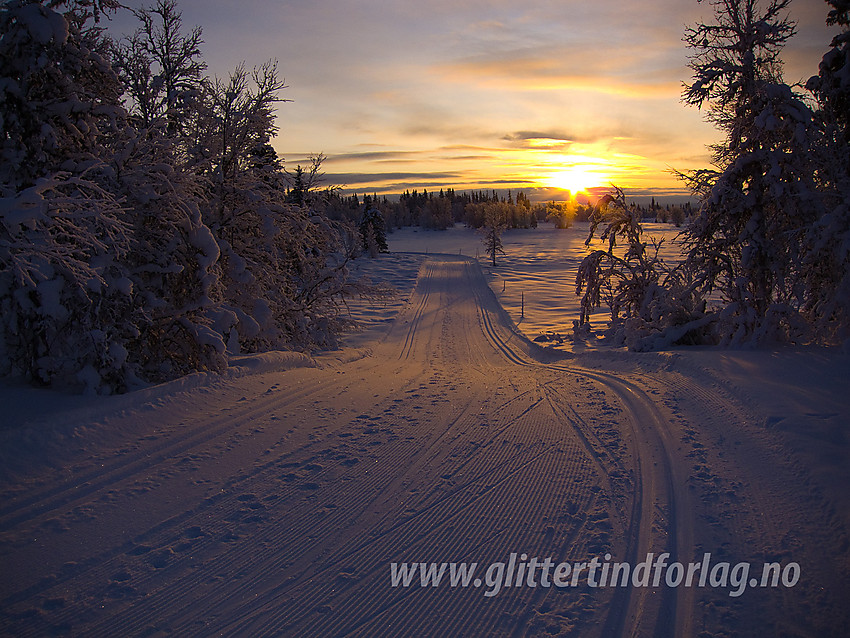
[387,221,685,345]
[0,226,848,636]
[16,3,69,46]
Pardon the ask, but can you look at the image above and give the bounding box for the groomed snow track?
[2,256,848,637]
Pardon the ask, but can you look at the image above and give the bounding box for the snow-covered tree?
[576,190,661,327]
[45,0,119,23]
[201,61,285,184]
[801,0,850,344]
[1,0,387,392]
[1,0,131,390]
[1,1,227,391]
[807,0,850,146]
[574,188,708,349]
[680,0,823,344]
[111,127,228,382]
[0,0,124,190]
[110,0,205,135]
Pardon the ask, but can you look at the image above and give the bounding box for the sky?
[106,0,839,203]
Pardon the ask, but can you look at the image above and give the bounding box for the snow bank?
[338,252,428,347]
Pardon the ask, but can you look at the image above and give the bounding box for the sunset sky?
[108,0,838,202]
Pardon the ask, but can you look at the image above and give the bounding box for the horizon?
[339,185,695,207]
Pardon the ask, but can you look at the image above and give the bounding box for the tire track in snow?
[12,366,436,637]
[648,367,850,636]
[28,262,496,629]
[1,263,442,536]
[565,367,693,638]
[1,288,448,634]
[262,397,600,638]
[64,359,456,632]
[198,260,606,637]
[0,368,375,530]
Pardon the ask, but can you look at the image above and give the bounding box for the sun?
[546,165,598,195]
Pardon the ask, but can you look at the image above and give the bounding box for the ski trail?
[0,256,696,637]
[567,368,694,638]
[461,251,695,637]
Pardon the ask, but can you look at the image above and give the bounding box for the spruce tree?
[681,0,821,343]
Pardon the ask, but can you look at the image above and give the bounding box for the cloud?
[432,49,683,98]
[502,129,622,150]
[326,171,464,186]
[322,151,425,163]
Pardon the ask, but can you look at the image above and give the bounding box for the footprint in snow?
[183,525,206,538]
[147,548,174,569]
[42,598,65,610]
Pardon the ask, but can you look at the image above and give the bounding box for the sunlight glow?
[545,165,604,195]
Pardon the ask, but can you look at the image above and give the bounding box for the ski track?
[467,257,689,638]
[1,256,848,637]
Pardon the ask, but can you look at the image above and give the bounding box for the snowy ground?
[383,221,686,346]
[1,227,848,637]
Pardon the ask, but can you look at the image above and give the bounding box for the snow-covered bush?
[111,127,228,382]
[205,175,358,353]
[0,0,124,190]
[574,188,707,350]
[1,1,227,391]
[185,59,357,353]
[0,1,135,391]
[0,171,135,391]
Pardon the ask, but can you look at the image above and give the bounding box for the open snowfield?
[1,227,849,637]
[384,221,687,345]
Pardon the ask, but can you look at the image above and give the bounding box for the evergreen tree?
[801,0,850,343]
[680,0,822,344]
[359,207,388,257]
[807,0,850,146]
[481,205,507,266]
